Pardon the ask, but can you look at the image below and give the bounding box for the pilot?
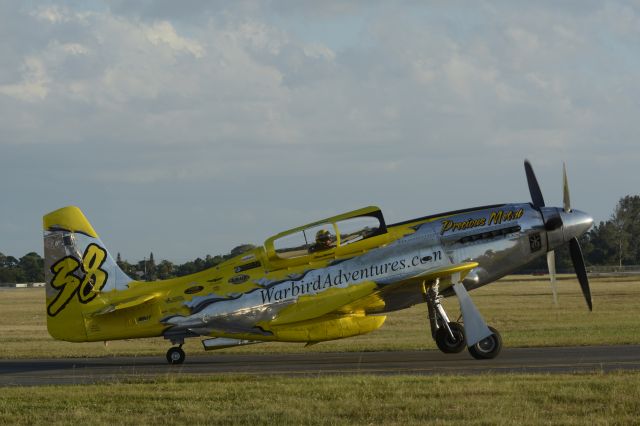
[310,229,333,252]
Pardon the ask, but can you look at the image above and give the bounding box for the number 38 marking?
[47,244,109,317]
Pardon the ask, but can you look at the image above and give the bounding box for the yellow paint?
[488,208,524,226]
[270,281,378,326]
[440,208,525,235]
[43,206,98,238]
[47,244,108,316]
[46,292,88,342]
[271,314,386,342]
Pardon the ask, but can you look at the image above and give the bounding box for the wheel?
[468,326,502,360]
[166,346,185,365]
[435,322,466,354]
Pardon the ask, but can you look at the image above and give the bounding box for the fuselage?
[44,202,593,344]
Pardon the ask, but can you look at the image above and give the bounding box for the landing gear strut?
[166,345,185,365]
[424,280,466,354]
[424,279,502,359]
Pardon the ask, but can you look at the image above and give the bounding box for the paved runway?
[1,345,639,386]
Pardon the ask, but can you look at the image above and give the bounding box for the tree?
[157,260,174,280]
[19,252,44,282]
[614,196,640,265]
[147,252,157,281]
[3,256,19,268]
[0,265,24,283]
[583,196,640,267]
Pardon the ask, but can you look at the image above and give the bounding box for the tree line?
[114,244,256,281]
[0,252,44,284]
[2,195,639,283]
[0,244,256,284]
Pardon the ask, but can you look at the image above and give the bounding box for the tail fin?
[43,206,132,341]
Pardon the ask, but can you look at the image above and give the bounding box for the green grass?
[1,373,639,425]
[1,278,639,425]
[1,275,639,359]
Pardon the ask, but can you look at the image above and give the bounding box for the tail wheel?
[468,326,502,360]
[435,322,466,354]
[166,346,186,365]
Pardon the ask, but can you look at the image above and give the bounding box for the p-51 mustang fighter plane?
[43,161,593,364]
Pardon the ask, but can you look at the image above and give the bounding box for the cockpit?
[264,206,388,263]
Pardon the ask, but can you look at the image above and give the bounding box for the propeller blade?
[547,251,558,306]
[563,162,571,213]
[524,160,545,208]
[569,237,592,311]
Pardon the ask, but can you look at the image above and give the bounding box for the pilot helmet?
[316,229,331,242]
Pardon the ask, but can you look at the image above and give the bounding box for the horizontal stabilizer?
[90,293,160,317]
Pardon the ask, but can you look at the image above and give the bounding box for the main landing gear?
[424,280,502,360]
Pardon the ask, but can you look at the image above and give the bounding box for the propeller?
[569,237,593,311]
[524,160,545,208]
[524,160,592,311]
[547,251,558,306]
[563,163,571,213]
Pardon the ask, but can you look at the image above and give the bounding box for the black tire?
[468,326,502,360]
[435,322,466,354]
[166,346,186,365]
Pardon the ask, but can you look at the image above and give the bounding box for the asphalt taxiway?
[1,345,639,386]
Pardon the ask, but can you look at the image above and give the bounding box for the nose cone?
[560,209,594,241]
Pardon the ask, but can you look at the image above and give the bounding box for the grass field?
[1,373,639,425]
[1,275,639,359]
[1,276,639,425]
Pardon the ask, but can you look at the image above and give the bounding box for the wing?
[335,261,479,315]
[268,261,479,326]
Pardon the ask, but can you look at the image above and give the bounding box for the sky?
[2,1,639,262]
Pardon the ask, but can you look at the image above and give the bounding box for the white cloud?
[31,6,69,24]
[60,43,90,56]
[0,56,50,101]
[303,43,335,61]
[145,21,205,58]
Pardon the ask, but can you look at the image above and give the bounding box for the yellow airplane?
[43,161,593,364]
